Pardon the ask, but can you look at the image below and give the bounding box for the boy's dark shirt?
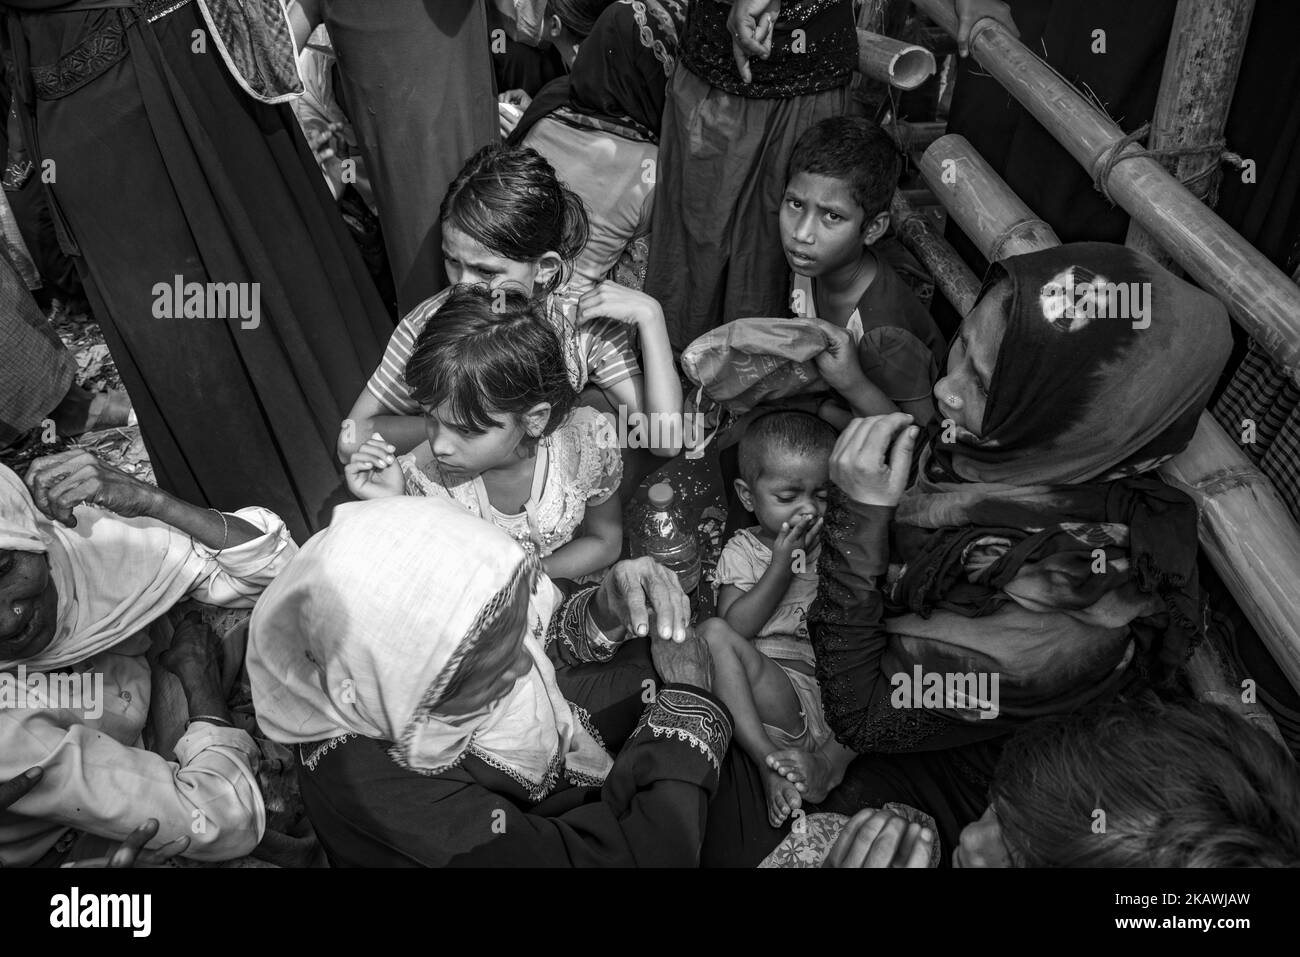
[793,251,948,405]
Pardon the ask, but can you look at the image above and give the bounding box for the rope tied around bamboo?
[1092,121,1243,207]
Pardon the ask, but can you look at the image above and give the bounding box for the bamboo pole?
[1125,0,1255,270]
[899,120,947,153]
[919,134,1060,261]
[919,136,1297,730]
[889,190,980,311]
[857,30,936,90]
[912,0,1300,385]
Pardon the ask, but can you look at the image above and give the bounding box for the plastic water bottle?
[630,482,701,594]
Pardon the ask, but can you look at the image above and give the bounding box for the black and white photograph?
[0,0,1294,929]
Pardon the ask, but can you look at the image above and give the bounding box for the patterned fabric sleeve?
[628,685,733,773]
[581,317,642,390]
[546,586,622,665]
[364,289,451,414]
[576,407,624,506]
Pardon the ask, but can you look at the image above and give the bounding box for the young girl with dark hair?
[345,285,624,583]
[340,144,682,463]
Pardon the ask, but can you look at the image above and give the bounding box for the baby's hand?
[345,433,405,500]
[772,514,814,564]
[576,281,663,329]
[800,514,825,552]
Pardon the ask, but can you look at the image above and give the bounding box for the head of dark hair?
[405,284,577,436]
[549,0,615,39]
[990,695,1300,867]
[439,144,589,293]
[786,116,902,224]
[737,411,837,485]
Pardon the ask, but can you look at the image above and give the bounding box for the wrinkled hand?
[728,0,780,84]
[593,556,691,643]
[26,449,159,528]
[830,414,918,507]
[304,121,344,165]
[650,627,713,690]
[158,611,221,679]
[811,319,867,395]
[62,819,191,869]
[344,433,405,500]
[824,809,934,868]
[0,766,42,811]
[576,281,662,329]
[954,0,1019,57]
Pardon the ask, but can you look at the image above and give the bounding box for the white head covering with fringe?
[246,496,612,799]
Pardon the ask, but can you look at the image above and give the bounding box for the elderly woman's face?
[933,284,1009,439]
[0,549,59,661]
[435,584,535,717]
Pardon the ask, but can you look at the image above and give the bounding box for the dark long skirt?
[644,65,851,350]
[321,0,497,314]
[6,2,393,541]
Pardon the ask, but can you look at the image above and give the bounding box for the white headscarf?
[246,496,613,800]
[0,465,287,673]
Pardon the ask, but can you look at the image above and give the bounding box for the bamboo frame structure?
[906,135,1299,733]
[856,30,936,90]
[919,134,1060,260]
[1126,0,1256,269]
[912,0,1300,385]
[889,190,979,311]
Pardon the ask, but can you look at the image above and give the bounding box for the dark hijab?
[508,0,686,145]
[887,244,1233,721]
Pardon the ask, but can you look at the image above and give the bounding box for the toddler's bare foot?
[762,767,802,827]
[767,749,840,804]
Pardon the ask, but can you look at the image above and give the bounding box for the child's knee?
[697,616,742,652]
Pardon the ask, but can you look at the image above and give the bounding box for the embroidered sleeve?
[546,586,621,664]
[627,685,733,772]
[809,491,912,753]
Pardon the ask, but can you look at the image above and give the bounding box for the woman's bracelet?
[210,508,229,551]
[187,714,233,728]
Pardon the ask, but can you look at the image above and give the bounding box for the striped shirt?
[366,286,642,415]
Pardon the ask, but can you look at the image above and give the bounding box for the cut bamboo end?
[912,0,1300,388]
[857,30,936,90]
[919,134,1061,262]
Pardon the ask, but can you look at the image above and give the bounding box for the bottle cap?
[647,482,674,509]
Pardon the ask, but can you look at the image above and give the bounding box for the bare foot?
[767,749,841,804]
[762,768,802,827]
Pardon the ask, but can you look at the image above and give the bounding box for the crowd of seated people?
[2,0,1299,869]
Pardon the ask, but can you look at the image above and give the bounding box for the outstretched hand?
[593,556,691,643]
[62,819,191,869]
[26,449,159,527]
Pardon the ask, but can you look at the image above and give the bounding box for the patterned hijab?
[928,242,1232,490]
[246,496,612,800]
[878,245,1233,732]
[509,0,686,144]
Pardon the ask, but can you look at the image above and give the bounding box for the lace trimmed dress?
[399,407,623,566]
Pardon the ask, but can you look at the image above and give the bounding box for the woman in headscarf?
[246,495,748,867]
[0,449,296,866]
[802,242,1234,850]
[507,0,687,293]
